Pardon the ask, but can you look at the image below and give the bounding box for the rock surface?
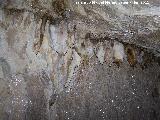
[0,0,160,120]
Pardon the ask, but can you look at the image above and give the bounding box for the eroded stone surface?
[0,0,160,120]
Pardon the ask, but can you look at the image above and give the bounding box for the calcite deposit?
[0,0,160,120]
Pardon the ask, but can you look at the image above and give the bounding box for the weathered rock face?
[0,0,160,120]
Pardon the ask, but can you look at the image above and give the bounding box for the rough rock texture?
[0,0,160,120]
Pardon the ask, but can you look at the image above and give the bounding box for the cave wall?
[0,0,160,120]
